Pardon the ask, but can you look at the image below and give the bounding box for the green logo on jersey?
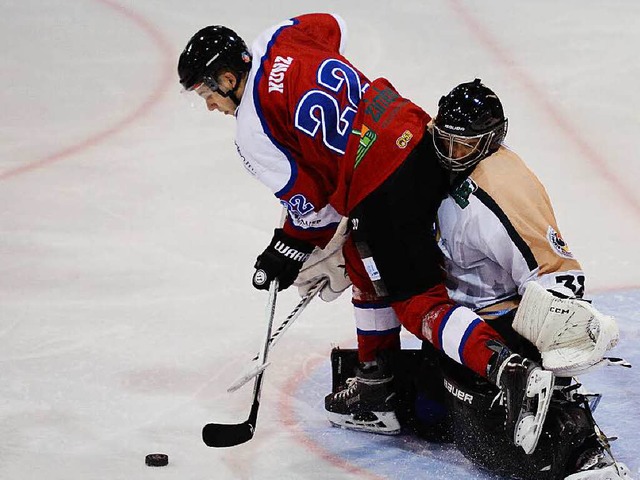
[354,126,377,169]
[451,178,477,208]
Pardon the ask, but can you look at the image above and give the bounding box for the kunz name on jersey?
[268,55,293,93]
[274,241,311,262]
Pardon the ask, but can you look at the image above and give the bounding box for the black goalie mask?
[433,79,508,172]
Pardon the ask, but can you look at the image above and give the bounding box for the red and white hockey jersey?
[437,146,585,315]
[235,13,430,247]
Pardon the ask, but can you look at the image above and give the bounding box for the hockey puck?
[145,453,169,467]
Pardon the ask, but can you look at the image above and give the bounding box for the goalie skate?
[491,349,554,454]
[514,366,554,454]
[565,446,633,479]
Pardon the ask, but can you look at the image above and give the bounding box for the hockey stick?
[226,277,328,393]
[262,277,328,354]
[202,279,278,448]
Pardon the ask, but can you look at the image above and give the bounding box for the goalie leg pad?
[328,347,451,439]
[441,356,601,480]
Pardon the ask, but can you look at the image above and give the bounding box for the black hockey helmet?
[433,79,508,172]
[178,25,251,93]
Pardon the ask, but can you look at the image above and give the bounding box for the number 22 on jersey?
[294,59,369,155]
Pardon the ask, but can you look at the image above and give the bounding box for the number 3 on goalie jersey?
[556,274,585,297]
[294,59,368,155]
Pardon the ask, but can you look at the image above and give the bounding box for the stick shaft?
[225,277,326,393]
[202,280,278,447]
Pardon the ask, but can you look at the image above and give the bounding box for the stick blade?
[202,421,255,447]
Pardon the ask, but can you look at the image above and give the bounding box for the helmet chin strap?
[215,72,243,106]
[215,86,241,106]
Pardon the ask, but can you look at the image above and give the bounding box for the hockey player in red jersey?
[178,14,553,454]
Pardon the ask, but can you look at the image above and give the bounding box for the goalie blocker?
[329,346,629,480]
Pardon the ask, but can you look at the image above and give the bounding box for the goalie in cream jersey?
[433,79,621,378]
[432,79,630,479]
[436,144,585,315]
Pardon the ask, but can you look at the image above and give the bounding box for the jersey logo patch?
[364,84,401,123]
[451,178,477,209]
[287,210,323,229]
[547,226,574,259]
[396,130,413,149]
[354,124,377,168]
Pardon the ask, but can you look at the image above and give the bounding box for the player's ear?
[222,71,236,89]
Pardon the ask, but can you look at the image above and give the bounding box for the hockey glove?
[294,217,352,302]
[513,281,620,376]
[253,229,314,291]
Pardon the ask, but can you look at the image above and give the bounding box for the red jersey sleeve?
[289,13,346,54]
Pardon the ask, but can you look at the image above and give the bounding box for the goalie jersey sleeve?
[437,146,585,311]
[234,13,368,247]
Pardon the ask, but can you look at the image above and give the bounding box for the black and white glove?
[252,229,314,291]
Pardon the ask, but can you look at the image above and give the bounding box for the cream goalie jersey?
[437,145,584,314]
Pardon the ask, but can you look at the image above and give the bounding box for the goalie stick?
[226,277,328,393]
[202,279,278,448]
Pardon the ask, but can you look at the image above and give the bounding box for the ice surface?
[1,1,638,479]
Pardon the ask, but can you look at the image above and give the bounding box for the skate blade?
[564,462,633,479]
[326,410,401,435]
[515,369,554,454]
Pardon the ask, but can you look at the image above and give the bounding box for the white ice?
[1,1,638,479]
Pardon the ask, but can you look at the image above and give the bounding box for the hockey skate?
[565,446,633,479]
[325,358,401,435]
[488,343,554,454]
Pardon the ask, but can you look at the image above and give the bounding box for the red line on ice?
[448,0,640,221]
[279,354,387,480]
[0,0,175,181]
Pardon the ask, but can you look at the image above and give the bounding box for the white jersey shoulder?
[437,146,584,310]
[233,16,345,232]
[234,19,295,196]
[234,14,347,197]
